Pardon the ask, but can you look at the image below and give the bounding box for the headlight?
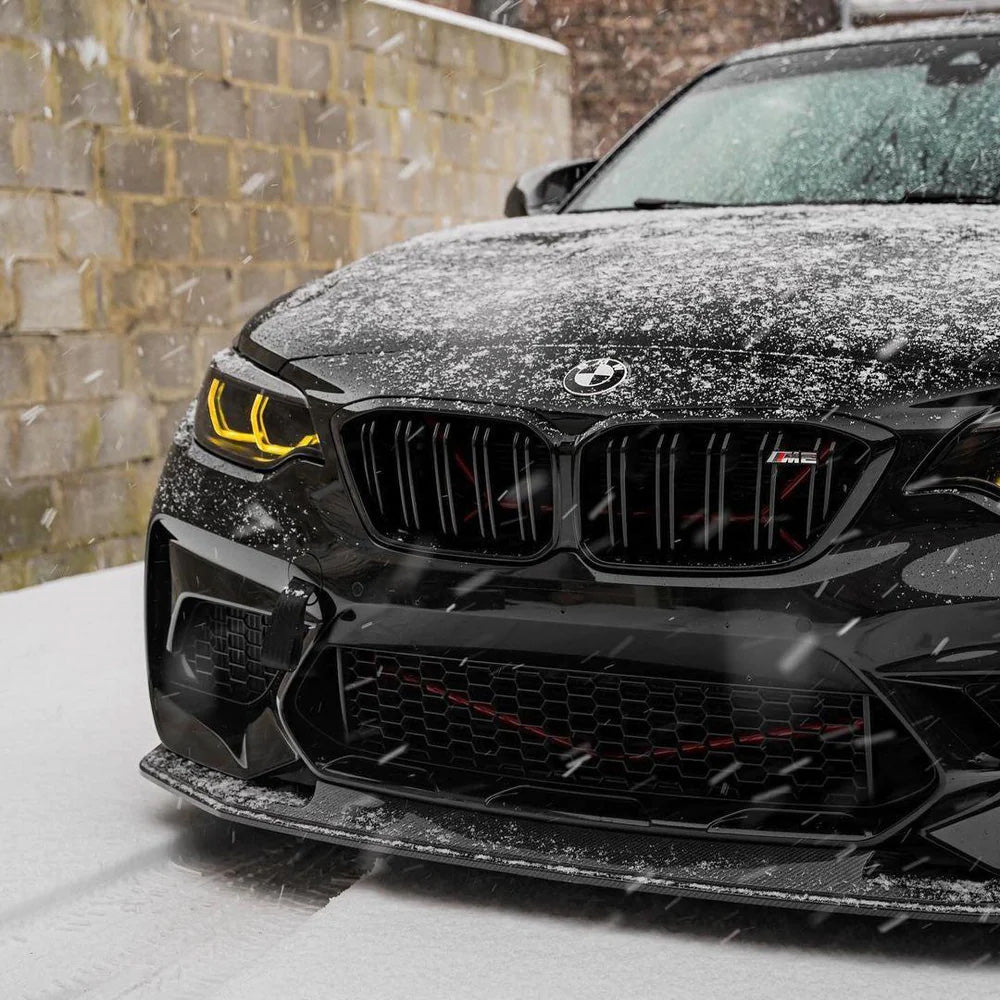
[909,410,1000,499]
[193,361,321,469]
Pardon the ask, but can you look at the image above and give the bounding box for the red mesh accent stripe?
[399,669,863,763]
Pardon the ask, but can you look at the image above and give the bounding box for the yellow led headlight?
[194,365,321,469]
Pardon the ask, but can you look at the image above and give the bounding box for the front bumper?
[141,744,1000,922]
[144,429,1000,917]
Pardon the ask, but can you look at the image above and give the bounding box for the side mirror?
[504,158,598,217]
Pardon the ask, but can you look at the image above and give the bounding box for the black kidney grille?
[180,601,279,703]
[342,412,554,557]
[580,423,869,568]
[339,648,873,809]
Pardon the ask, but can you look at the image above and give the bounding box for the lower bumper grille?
[337,648,873,810]
[179,600,279,704]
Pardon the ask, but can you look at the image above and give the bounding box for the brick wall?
[0,0,570,591]
[436,0,837,155]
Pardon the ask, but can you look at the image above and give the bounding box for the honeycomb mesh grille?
[181,601,279,703]
[339,648,872,809]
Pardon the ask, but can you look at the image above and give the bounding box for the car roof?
[727,15,1000,65]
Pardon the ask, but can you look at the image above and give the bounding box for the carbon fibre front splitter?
[141,745,1000,923]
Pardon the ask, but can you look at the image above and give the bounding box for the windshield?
[567,37,1000,211]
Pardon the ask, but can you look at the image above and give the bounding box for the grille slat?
[360,420,374,495]
[404,419,421,531]
[753,431,768,552]
[431,422,448,535]
[717,432,730,551]
[343,412,554,558]
[823,441,838,519]
[805,435,821,539]
[368,421,385,515]
[618,435,629,549]
[767,431,780,551]
[668,431,680,552]
[471,425,487,538]
[481,425,498,540]
[604,437,615,548]
[339,648,873,809]
[581,422,869,569]
[392,420,409,529]
[524,436,537,541]
[703,431,715,552]
[443,423,459,536]
[654,432,665,551]
[512,431,526,542]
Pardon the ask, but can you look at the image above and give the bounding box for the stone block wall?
[0,0,571,590]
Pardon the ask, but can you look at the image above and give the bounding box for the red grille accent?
[340,648,874,808]
[398,669,864,763]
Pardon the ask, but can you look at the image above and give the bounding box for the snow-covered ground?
[3,565,1000,999]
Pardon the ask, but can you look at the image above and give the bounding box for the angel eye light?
[196,374,321,468]
[249,392,320,457]
[206,378,255,445]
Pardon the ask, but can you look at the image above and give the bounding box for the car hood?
[243,204,1000,417]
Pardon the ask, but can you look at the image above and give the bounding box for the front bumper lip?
[141,745,1000,922]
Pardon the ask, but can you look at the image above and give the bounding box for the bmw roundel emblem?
[563,357,630,397]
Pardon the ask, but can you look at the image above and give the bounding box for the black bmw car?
[143,19,1000,921]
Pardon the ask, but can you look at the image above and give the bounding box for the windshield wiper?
[632,197,722,210]
[900,190,999,205]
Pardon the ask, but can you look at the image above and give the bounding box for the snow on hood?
[244,204,1000,417]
